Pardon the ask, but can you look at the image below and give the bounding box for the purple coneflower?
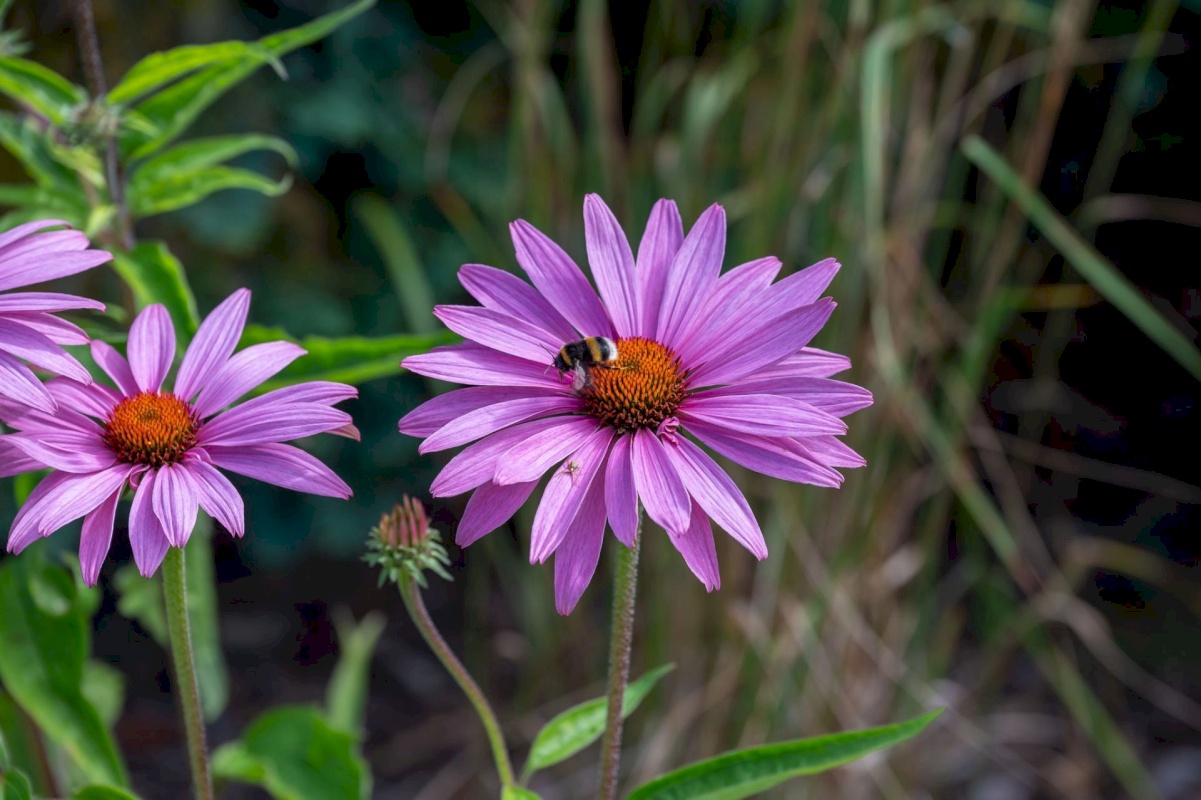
[1,289,355,585]
[0,219,113,411]
[399,195,872,614]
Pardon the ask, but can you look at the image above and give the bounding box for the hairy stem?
[598,524,642,800]
[163,547,214,800]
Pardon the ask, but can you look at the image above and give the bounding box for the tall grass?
[363,1,1196,796]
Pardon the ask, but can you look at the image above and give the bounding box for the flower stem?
[162,547,214,800]
[598,525,642,800]
[399,577,516,788]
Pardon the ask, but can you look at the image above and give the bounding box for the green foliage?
[0,549,127,789]
[521,664,675,779]
[625,710,943,800]
[1,769,33,800]
[212,706,371,800]
[72,787,142,800]
[324,610,385,737]
[355,194,438,335]
[502,788,543,800]
[110,241,200,340]
[0,56,85,125]
[80,662,124,731]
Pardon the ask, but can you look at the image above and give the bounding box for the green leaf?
[625,709,943,800]
[111,241,200,340]
[0,112,84,191]
[72,787,142,800]
[1,769,33,800]
[81,661,125,730]
[0,549,129,788]
[522,664,674,778]
[119,0,376,159]
[0,183,86,217]
[0,56,85,124]
[239,324,457,392]
[212,706,370,800]
[108,42,280,106]
[325,610,385,737]
[0,695,39,792]
[502,788,543,800]
[961,135,1201,382]
[113,566,167,643]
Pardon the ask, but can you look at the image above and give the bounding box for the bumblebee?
[553,337,617,390]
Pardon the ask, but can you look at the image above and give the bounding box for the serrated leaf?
[72,787,142,800]
[325,610,385,737]
[502,788,543,800]
[0,549,129,788]
[522,664,674,778]
[119,0,376,159]
[111,240,200,340]
[0,56,85,124]
[108,42,279,106]
[239,324,457,391]
[1,768,33,800]
[625,709,943,800]
[128,164,291,217]
[212,706,370,800]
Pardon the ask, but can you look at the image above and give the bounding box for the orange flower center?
[581,337,686,432]
[102,391,199,466]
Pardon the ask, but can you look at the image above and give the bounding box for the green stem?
[399,578,516,788]
[163,547,214,800]
[598,525,642,800]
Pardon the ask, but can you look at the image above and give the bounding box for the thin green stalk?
[398,577,516,788]
[163,547,214,800]
[598,526,642,800]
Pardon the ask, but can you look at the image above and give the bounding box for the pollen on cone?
[581,337,686,432]
[102,391,199,466]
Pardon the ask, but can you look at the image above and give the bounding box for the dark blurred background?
[2,0,1199,797]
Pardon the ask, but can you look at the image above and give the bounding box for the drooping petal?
[456,479,537,547]
[127,304,175,392]
[680,394,847,438]
[0,291,105,313]
[636,199,684,337]
[192,341,306,418]
[31,464,135,539]
[584,194,638,337]
[656,204,725,348]
[79,488,121,586]
[90,340,139,395]
[631,428,690,535]
[183,458,246,536]
[204,443,352,498]
[457,264,577,342]
[2,431,115,473]
[175,288,251,400]
[689,298,836,387]
[197,402,351,447]
[0,350,57,413]
[686,418,844,487]
[433,305,563,362]
[552,476,608,615]
[7,471,73,553]
[0,437,43,478]
[153,463,199,547]
[493,416,603,486]
[399,385,559,437]
[700,377,873,418]
[429,416,573,497]
[129,469,171,577]
[661,436,766,557]
[420,394,580,454]
[510,219,614,337]
[529,426,613,563]
[668,499,720,590]
[403,343,564,390]
[0,318,91,382]
[603,434,638,546]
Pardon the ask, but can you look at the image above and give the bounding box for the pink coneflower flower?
[399,195,872,614]
[0,219,113,412]
[1,289,355,585]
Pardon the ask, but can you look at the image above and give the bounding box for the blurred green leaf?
[108,42,280,106]
[0,113,83,191]
[502,788,543,800]
[72,787,142,800]
[0,56,85,125]
[212,706,370,800]
[112,567,167,643]
[0,722,7,769]
[625,710,942,800]
[962,135,1201,382]
[111,241,200,340]
[0,181,83,217]
[80,661,124,731]
[0,695,40,794]
[120,0,376,159]
[354,194,437,335]
[522,664,674,779]
[0,550,128,788]
[325,610,385,737]
[1,768,33,800]
[239,325,457,391]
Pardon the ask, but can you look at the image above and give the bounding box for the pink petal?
[457,264,577,343]
[631,428,690,535]
[403,343,563,390]
[430,416,573,497]
[510,219,614,337]
[635,199,684,337]
[198,402,351,447]
[661,436,766,557]
[153,463,199,547]
[603,434,638,546]
[129,469,171,577]
[79,488,121,586]
[192,341,306,418]
[456,479,537,547]
[0,318,91,382]
[216,381,356,423]
[655,204,725,348]
[183,459,245,536]
[746,347,852,379]
[0,350,57,413]
[127,304,176,392]
[0,291,105,313]
[2,311,90,345]
[399,385,558,437]
[175,288,251,400]
[673,257,781,363]
[8,471,73,553]
[788,436,866,469]
[680,394,847,438]
[0,219,75,250]
[584,194,638,337]
[433,305,562,362]
[34,464,135,538]
[686,419,844,487]
[701,378,873,418]
[2,431,114,473]
[770,258,840,307]
[203,443,352,498]
[529,426,614,563]
[0,437,43,478]
[493,416,602,486]
[420,394,580,454]
[668,499,720,590]
[90,340,138,395]
[689,298,836,388]
[0,245,113,292]
[552,476,608,615]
